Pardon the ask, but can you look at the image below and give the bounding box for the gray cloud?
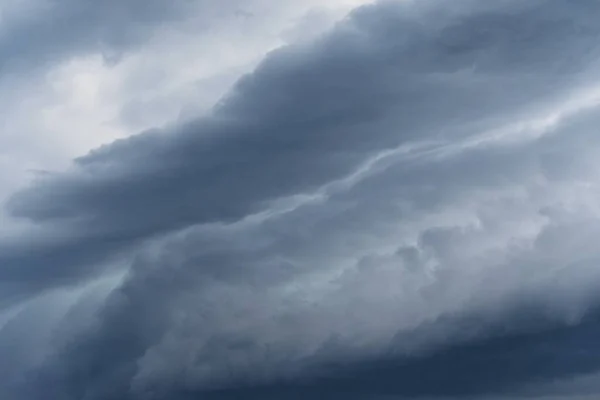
[169,311,600,400]
[4,0,600,302]
[0,0,355,79]
[4,0,600,399]
[19,155,600,399]
[0,0,197,74]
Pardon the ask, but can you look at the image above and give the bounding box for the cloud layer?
[2,0,600,399]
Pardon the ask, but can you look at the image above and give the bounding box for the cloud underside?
[3,0,600,399]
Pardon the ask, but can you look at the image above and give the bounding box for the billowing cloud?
[0,0,370,226]
[4,0,600,301]
[2,0,600,399]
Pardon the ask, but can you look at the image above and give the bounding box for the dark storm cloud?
[184,311,600,400]
[18,97,600,400]
[4,0,600,302]
[4,0,600,399]
[22,202,600,400]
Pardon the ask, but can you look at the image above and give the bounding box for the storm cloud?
[2,0,600,399]
[5,0,600,300]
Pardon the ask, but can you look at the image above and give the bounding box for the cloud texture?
[3,0,600,399]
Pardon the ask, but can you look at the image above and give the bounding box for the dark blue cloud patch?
[184,311,600,400]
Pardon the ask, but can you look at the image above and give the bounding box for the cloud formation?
[5,0,600,301]
[2,0,600,399]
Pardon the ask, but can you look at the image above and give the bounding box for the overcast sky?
[2,0,600,399]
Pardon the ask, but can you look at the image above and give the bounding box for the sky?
[1,0,600,399]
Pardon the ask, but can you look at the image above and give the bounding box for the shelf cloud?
[2,0,600,399]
